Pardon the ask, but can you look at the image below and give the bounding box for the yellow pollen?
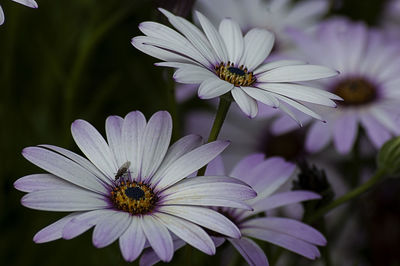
[110,181,157,215]
[215,62,256,86]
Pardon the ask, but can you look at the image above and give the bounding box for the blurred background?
[0,0,398,265]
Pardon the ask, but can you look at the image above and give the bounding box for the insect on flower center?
[215,62,256,86]
[332,77,377,106]
[111,181,157,215]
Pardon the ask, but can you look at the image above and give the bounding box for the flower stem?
[306,168,387,223]
[197,96,232,176]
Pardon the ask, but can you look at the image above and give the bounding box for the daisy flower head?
[141,154,326,266]
[132,9,340,120]
[0,0,38,25]
[194,0,329,50]
[14,111,257,263]
[272,18,400,154]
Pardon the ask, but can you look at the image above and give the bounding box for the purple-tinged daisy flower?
[194,0,329,51]
[0,0,37,25]
[132,9,340,120]
[141,154,326,266]
[14,111,257,263]
[272,18,400,154]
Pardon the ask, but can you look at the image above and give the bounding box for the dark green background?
[0,0,396,265]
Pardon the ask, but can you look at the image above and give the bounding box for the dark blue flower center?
[125,187,145,200]
[227,66,246,76]
[215,62,255,86]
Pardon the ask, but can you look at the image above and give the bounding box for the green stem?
[306,168,386,223]
[197,96,232,176]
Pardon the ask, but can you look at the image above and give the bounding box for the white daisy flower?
[14,111,256,263]
[132,9,340,121]
[0,0,37,25]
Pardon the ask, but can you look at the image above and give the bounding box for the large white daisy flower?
[132,9,340,120]
[0,0,37,25]
[14,111,256,263]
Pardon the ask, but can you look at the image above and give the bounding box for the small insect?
[115,161,131,181]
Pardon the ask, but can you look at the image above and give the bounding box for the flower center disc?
[111,181,157,215]
[332,78,377,106]
[215,62,256,86]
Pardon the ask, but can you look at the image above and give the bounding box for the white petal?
[122,111,147,180]
[173,65,215,84]
[196,11,228,63]
[251,191,321,213]
[371,107,400,135]
[131,37,198,65]
[71,119,117,179]
[219,19,244,64]
[106,115,125,167]
[33,213,81,243]
[141,215,174,262]
[229,237,269,266]
[139,21,209,67]
[162,197,252,210]
[254,60,305,75]
[153,141,230,190]
[161,178,256,202]
[268,92,324,121]
[238,28,274,71]
[22,147,109,194]
[92,211,131,248]
[62,209,115,240]
[159,8,218,65]
[12,0,38,8]
[39,144,112,187]
[158,205,241,238]
[0,6,4,26]
[14,174,79,192]
[242,217,326,246]
[151,134,203,185]
[333,112,358,154]
[242,228,321,259]
[141,111,172,182]
[257,83,337,107]
[119,217,146,262]
[198,78,234,99]
[21,189,110,211]
[140,239,186,266]
[257,64,338,82]
[154,212,215,255]
[231,87,258,118]
[305,121,332,153]
[241,86,279,108]
[133,36,208,67]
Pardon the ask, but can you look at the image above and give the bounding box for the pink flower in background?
[14,111,257,263]
[0,0,37,25]
[141,154,326,266]
[272,18,400,154]
[132,9,340,120]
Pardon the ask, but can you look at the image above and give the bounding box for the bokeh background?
[1,0,399,265]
